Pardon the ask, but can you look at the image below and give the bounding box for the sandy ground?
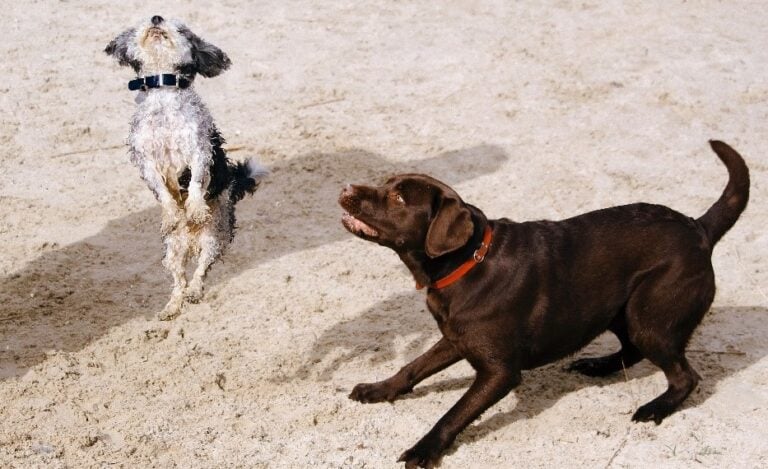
[1,1,767,467]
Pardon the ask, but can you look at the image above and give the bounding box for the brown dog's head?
[338,174,475,257]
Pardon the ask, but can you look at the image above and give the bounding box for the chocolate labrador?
[338,141,749,468]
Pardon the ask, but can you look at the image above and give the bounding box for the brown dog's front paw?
[631,401,671,425]
[349,381,407,403]
[398,436,444,469]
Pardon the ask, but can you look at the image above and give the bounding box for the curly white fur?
[106,16,267,320]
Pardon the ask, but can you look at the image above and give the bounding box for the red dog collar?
[416,225,493,290]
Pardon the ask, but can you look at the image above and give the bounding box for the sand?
[1,1,766,467]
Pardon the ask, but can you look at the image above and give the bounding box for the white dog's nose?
[151,15,164,26]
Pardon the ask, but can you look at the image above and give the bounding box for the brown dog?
[338,141,749,468]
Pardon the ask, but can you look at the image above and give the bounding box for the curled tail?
[230,159,268,203]
[697,140,750,246]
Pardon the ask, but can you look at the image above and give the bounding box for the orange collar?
[416,225,493,290]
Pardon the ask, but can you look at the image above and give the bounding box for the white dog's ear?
[104,28,140,72]
[178,27,231,78]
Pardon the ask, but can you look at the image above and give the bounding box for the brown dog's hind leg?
[568,313,644,377]
[631,356,700,424]
[626,267,714,424]
[349,337,462,403]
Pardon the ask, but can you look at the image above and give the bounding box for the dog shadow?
[285,291,438,382]
[0,144,507,380]
[456,306,768,450]
[216,145,508,282]
[293,300,767,451]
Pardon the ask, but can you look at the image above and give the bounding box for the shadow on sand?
[293,301,767,451]
[0,144,507,379]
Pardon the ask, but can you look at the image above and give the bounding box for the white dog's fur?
[106,16,267,320]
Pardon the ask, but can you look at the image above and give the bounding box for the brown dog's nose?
[341,184,357,198]
[151,15,164,25]
[339,184,357,206]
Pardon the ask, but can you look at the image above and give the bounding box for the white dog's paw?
[185,198,211,225]
[185,279,205,303]
[160,206,184,235]
[157,296,183,321]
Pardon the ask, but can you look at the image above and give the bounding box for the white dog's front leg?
[185,157,211,225]
[157,228,190,320]
[139,159,183,235]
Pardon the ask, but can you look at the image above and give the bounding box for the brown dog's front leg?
[399,366,520,468]
[349,337,462,403]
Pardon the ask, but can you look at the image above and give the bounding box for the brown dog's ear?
[425,195,474,258]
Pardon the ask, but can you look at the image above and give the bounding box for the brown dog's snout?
[339,184,352,202]
[339,184,361,205]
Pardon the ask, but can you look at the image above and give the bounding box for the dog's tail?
[696,140,750,247]
[229,159,268,203]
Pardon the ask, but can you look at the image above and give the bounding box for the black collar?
[128,74,191,91]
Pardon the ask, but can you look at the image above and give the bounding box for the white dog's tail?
[230,159,268,203]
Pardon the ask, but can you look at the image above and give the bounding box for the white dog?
[105,15,267,320]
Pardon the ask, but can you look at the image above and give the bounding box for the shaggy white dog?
[106,15,267,320]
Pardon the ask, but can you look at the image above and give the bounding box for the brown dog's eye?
[387,190,406,205]
[388,191,405,205]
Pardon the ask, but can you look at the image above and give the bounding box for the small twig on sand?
[287,17,332,24]
[603,359,632,469]
[604,427,630,469]
[49,144,125,159]
[223,145,247,152]
[215,372,226,391]
[688,349,746,356]
[298,97,345,110]
[621,358,630,383]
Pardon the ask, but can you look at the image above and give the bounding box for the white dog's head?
[105,15,231,79]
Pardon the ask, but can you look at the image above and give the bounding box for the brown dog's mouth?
[341,212,379,238]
